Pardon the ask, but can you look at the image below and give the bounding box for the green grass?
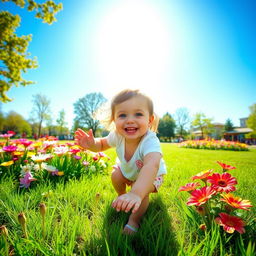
[0,144,256,255]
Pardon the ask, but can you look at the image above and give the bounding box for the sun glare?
[93,1,174,102]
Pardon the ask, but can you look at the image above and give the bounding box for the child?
[75,89,167,234]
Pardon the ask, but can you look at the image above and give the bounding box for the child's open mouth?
[125,127,138,134]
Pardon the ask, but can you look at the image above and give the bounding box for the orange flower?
[220,193,253,210]
[217,161,236,171]
[187,186,216,206]
[215,212,245,234]
[207,173,237,193]
[178,182,201,192]
[192,169,213,181]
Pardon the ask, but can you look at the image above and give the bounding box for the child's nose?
[126,115,134,123]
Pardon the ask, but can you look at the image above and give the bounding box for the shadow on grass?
[100,194,179,256]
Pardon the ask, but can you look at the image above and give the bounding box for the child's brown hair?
[109,89,159,132]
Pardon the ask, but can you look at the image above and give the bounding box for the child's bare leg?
[111,168,130,196]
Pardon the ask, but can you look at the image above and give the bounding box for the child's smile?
[114,95,154,142]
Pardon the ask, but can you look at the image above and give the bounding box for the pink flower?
[20,172,37,188]
[187,186,216,206]
[83,161,89,166]
[3,145,17,152]
[16,139,33,147]
[98,152,106,157]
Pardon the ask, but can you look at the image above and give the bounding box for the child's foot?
[123,220,139,235]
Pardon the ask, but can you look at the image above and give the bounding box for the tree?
[224,118,234,132]
[246,103,256,138]
[73,92,107,135]
[192,112,213,139]
[174,107,190,138]
[0,103,4,131]
[0,0,62,102]
[55,109,69,137]
[157,113,176,141]
[31,94,51,138]
[4,111,32,136]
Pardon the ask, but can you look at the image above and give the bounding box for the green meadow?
[1,144,255,255]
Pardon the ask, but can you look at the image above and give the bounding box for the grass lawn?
[0,143,255,255]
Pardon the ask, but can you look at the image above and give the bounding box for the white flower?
[31,153,52,162]
[43,164,58,173]
[54,146,69,155]
[20,164,33,176]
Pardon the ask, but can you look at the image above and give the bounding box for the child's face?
[114,95,154,142]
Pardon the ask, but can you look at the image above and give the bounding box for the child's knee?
[111,168,129,184]
[111,168,122,183]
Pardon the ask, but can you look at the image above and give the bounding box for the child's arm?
[112,152,161,213]
[75,128,111,152]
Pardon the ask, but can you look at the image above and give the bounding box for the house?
[223,118,253,143]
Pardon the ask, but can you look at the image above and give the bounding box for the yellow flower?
[27,152,36,157]
[57,171,64,176]
[0,160,14,166]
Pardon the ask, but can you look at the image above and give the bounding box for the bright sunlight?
[92,1,177,101]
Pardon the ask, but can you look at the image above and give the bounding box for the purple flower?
[20,172,37,188]
[73,155,81,160]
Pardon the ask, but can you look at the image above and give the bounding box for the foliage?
[224,118,234,132]
[0,133,110,186]
[3,111,32,136]
[179,161,253,236]
[174,107,190,137]
[192,112,213,139]
[246,103,256,138]
[31,94,51,138]
[180,139,249,151]
[56,109,67,135]
[157,112,175,141]
[0,0,62,103]
[73,92,107,135]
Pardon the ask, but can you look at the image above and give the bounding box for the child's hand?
[112,192,142,213]
[75,128,96,151]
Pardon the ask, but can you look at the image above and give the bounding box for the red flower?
[207,173,237,193]
[192,169,213,181]
[215,212,245,234]
[217,161,236,171]
[178,182,201,192]
[187,186,216,206]
[220,193,253,210]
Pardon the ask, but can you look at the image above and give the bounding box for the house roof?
[224,127,253,134]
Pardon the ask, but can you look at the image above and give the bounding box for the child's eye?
[135,112,143,117]
[118,113,126,118]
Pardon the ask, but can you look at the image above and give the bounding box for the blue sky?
[1,0,255,129]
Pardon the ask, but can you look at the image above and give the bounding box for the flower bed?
[179,139,248,151]
[0,132,110,188]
